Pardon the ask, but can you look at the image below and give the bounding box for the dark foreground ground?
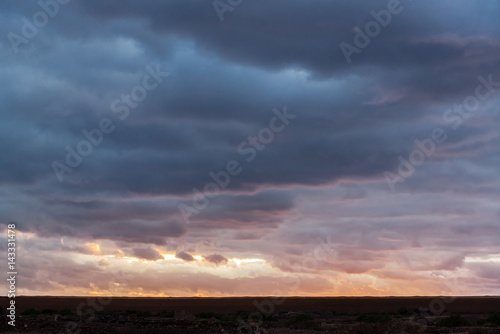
[1,296,500,333]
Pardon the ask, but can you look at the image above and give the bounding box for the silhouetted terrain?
[2,296,500,333]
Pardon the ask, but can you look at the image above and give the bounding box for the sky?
[1,0,500,297]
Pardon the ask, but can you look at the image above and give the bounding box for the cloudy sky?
[1,0,500,297]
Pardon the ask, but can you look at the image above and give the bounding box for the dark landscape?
[2,296,500,333]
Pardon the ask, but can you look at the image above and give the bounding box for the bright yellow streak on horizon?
[229,258,265,265]
[162,254,180,261]
[464,254,500,263]
[160,253,266,265]
[85,242,101,254]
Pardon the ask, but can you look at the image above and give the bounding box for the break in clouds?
[1,0,500,296]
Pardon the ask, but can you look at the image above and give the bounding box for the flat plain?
[2,296,500,333]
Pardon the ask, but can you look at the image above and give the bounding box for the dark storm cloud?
[1,0,499,264]
[131,246,164,261]
[20,216,187,246]
[188,191,295,227]
[176,251,195,262]
[73,1,500,75]
[203,253,229,265]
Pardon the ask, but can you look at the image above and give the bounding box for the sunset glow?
[1,0,500,299]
